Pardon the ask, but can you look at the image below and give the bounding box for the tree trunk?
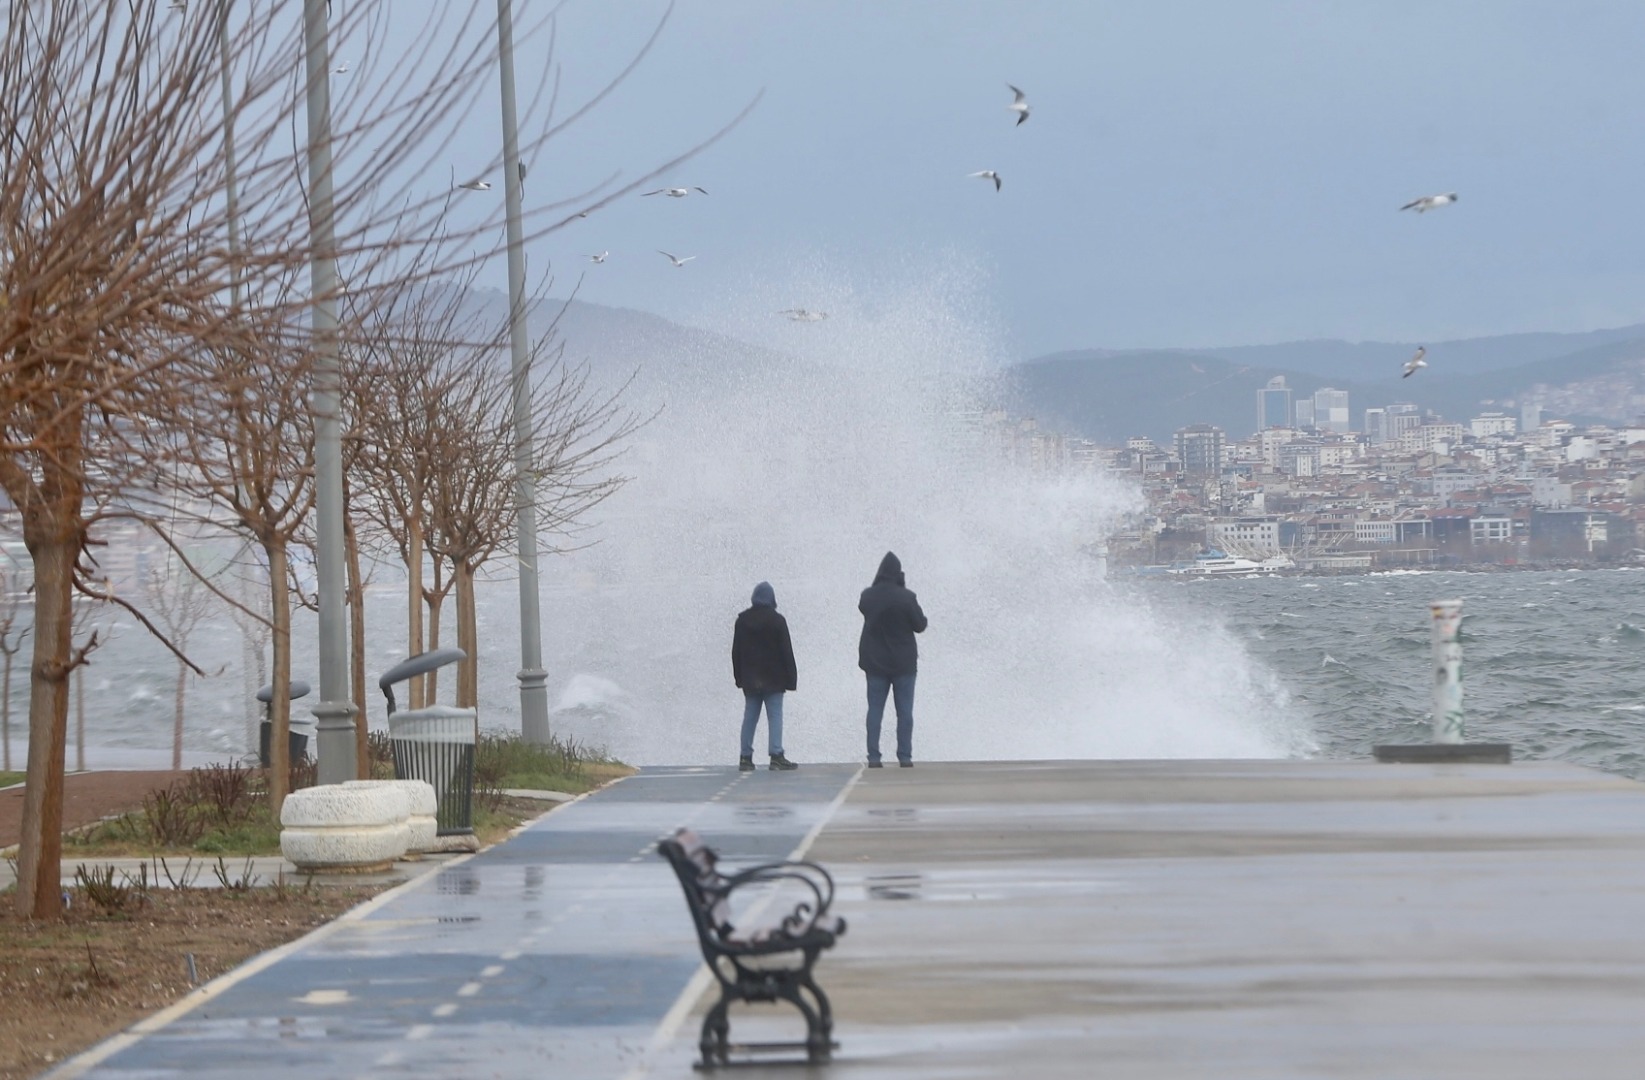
[2,650,11,772]
[407,514,424,710]
[455,560,477,709]
[15,531,76,919]
[172,657,187,771]
[265,540,291,814]
[344,511,368,778]
[423,581,445,705]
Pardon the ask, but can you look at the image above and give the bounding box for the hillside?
[1009,334,1645,443]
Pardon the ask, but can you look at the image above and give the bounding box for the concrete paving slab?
[651,760,1645,1079]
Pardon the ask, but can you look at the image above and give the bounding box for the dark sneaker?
[769,753,799,771]
[867,760,884,769]
[898,760,914,768]
[738,756,754,772]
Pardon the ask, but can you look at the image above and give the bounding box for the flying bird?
[456,178,491,191]
[587,251,609,263]
[332,61,349,74]
[1402,346,1427,378]
[642,187,708,198]
[1008,83,1030,125]
[1400,193,1457,213]
[779,309,828,322]
[969,170,1002,191]
[658,250,696,268]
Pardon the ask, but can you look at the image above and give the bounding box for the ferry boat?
[1165,550,1295,577]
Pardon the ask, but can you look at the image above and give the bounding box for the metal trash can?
[378,648,473,836]
[387,705,475,836]
[256,680,312,767]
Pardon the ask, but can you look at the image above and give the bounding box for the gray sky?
[392,1,1645,359]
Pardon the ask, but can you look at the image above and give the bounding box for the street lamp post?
[301,0,357,782]
[496,0,551,744]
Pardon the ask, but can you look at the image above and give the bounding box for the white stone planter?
[345,779,438,855]
[280,784,410,871]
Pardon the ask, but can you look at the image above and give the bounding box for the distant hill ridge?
[1010,324,1645,443]
[410,286,1645,445]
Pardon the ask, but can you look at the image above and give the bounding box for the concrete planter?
[280,784,410,872]
[345,779,439,855]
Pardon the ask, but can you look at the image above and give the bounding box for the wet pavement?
[50,759,1645,1079]
[51,764,860,1079]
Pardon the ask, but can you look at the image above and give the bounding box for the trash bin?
[378,648,473,836]
[256,680,312,767]
[387,705,475,836]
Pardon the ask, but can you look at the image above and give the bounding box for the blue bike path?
[53,764,861,1080]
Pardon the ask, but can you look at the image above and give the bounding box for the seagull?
[1008,83,1030,125]
[642,187,708,198]
[456,179,491,191]
[587,251,609,263]
[779,309,828,322]
[658,250,695,268]
[969,170,1002,191]
[1400,192,1457,213]
[1402,346,1427,378]
[332,61,349,74]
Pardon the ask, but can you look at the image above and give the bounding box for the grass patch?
[64,732,630,858]
[0,771,23,788]
[473,728,631,804]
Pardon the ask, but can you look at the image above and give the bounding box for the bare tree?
[0,2,535,917]
[1,0,758,921]
[171,297,318,812]
[426,328,647,711]
[139,560,215,770]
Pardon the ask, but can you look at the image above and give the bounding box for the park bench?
[658,827,846,1068]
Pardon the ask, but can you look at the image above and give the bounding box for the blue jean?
[865,673,915,764]
[740,690,784,757]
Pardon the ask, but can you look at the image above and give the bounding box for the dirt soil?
[0,771,191,848]
[0,882,386,1079]
[0,773,386,1080]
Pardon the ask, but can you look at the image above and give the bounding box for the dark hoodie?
[857,552,928,677]
[732,581,797,693]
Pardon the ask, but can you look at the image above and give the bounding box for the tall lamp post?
[301,0,357,781]
[496,0,551,744]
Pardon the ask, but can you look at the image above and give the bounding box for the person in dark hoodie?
[732,581,799,771]
[858,551,928,768]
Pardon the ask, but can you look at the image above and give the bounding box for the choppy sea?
[6,569,1644,780]
[1130,568,1645,780]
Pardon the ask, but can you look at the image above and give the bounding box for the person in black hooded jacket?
[857,551,927,767]
[732,581,799,771]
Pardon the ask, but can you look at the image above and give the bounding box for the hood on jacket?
[873,551,902,586]
[750,581,777,608]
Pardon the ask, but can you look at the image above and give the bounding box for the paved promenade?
[50,759,1645,1079]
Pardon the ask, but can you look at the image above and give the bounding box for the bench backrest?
[659,827,734,944]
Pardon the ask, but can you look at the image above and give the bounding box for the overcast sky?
[382,1,1645,359]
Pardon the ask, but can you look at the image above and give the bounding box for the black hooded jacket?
[857,552,928,677]
[732,581,797,693]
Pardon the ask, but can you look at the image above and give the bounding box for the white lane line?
[500,949,522,961]
[481,965,504,978]
[375,1051,403,1066]
[619,765,866,1080]
[456,981,483,998]
[406,1024,434,1041]
[432,1003,458,1018]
